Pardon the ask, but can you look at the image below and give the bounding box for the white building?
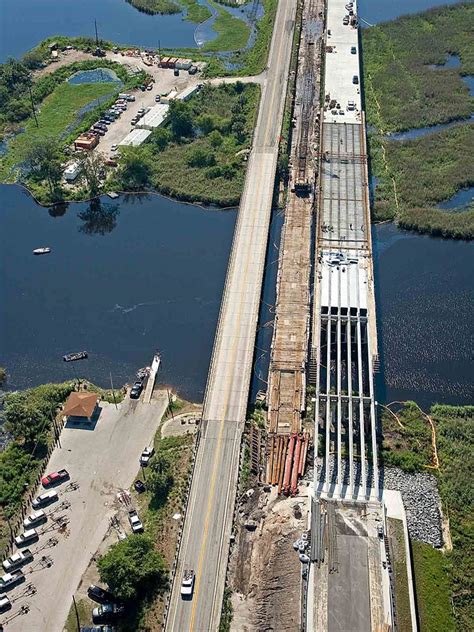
[119,128,152,147]
[64,162,81,182]
[137,104,170,130]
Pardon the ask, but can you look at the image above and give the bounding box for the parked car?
[2,549,33,572]
[128,509,143,533]
[352,75,359,84]
[129,381,143,399]
[155,95,161,102]
[14,529,38,548]
[174,68,179,77]
[87,584,116,605]
[146,83,153,91]
[111,144,118,152]
[134,480,146,493]
[0,571,25,593]
[351,46,357,54]
[92,603,124,624]
[41,469,69,487]
[139,447,154,466]
[32,489,58,509]
[0,595,12,613]
[23,510,47,529]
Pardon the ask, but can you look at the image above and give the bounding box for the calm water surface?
[373,223,473,408]
[0,185,236,401]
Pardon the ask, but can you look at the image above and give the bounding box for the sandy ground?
[229,486,310,632]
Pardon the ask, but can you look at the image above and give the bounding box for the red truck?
[41,469,70,488]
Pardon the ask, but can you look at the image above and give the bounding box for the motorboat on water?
[33,247,51,255]
[63,351,88,363]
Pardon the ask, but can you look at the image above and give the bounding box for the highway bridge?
[164,1,296,630]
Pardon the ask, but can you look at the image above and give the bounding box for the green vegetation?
[126,0,212,22]
[64,597,89,632]
[382,403,474,629]
[98,534,167,601]
[362,2,474,132]
[202,2,251,53]
[180,0,213,23]
[114,83,260,206]
[0,367,6,384]
[369,122,474,239]
[363,2,474,239]
[126,0,180,16]
[224,0,277,75]
[219,586,234,631]
[412,541,456,632]
[125,432,194,629]
[388,518,413,632]
[0,81,115,182]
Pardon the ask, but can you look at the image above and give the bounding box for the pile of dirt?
[229,488,309,631]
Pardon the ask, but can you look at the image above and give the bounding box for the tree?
[97,535,167,601]
[148,453,174,505]
[22,49,45,70]
[0,367,6,385]
[209,130,223,148]
[25,137,63,198]
[150,127,171,151]
[80,152,105,198]
[187,147,216,168]
[168,100,193,139]
[78,199,119,236]
[4,396,48,449]
[117,148,151,190]
[197,114,217,135]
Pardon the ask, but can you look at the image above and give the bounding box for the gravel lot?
[1,391,167,632]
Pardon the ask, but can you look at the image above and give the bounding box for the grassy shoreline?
[381,403,474,629]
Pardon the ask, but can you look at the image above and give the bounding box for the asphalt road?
[2,393,167,632]
[165,1,296,630]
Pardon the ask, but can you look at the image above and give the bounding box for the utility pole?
[110,372,118,410]
[94,19,99,47]
[158,39,161,59]
[28,85,38,127]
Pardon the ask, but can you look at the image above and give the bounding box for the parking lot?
[1,391,167,632]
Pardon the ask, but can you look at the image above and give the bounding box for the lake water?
[0,185,236,401]
[373,223,473,408]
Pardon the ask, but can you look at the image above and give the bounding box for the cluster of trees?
[0,58,34,126]
[1,382,75,517]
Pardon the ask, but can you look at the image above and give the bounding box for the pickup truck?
[180,570,195,597]
[139,447,154,466]
[0,595,12,613]
[2,549,33,572]
[41,469,69,487]
[23,510,47,529]
[128,509,144,533]
[14,529,38,548]
[0,570,25,593]
[32,489,58,509]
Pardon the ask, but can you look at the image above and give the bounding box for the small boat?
[63,351,88,363]
[33,247,51,255]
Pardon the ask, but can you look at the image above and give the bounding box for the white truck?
[180,570,195,597]
[128,509,144,533]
